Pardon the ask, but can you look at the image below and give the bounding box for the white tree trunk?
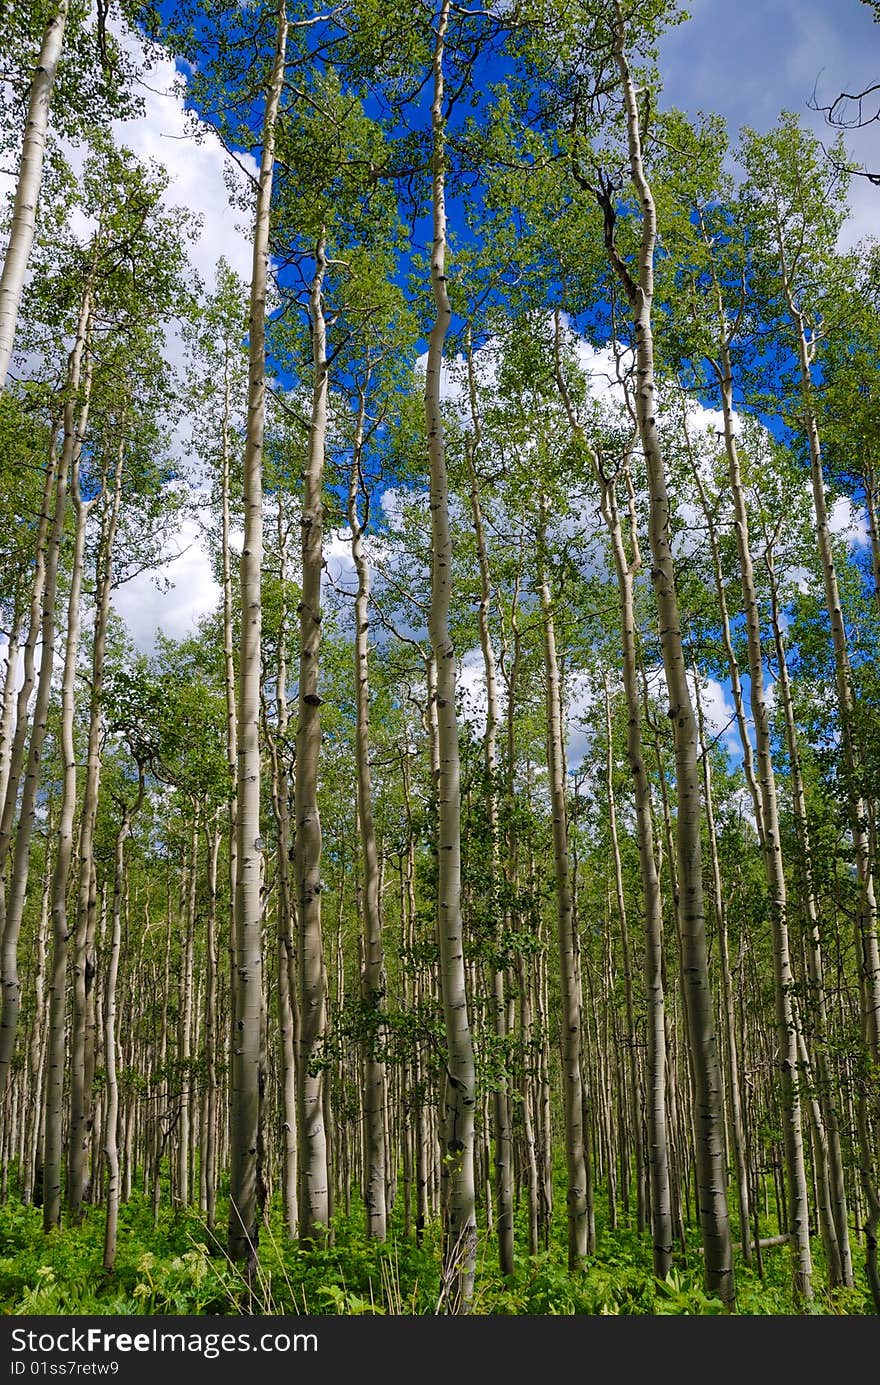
[425,0,477,1311]
[347,389,387,1241]
[228,0,287,1268]
[69,436,123,1220]
[607,1,733,1305]
[464,338,514,1276]
[43,436,98,1230]
[0,1,70,392]
[0,290,89,1094]
[537,497,589,1271]
[295,239,331,1244]
[715,350,812,1298]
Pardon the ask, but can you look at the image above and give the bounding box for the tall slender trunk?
[602,3,733,1304]
[264,500,298,1238]
[780,247,880,1059]
[0,0,70,391]
[602,676,647,1236]
[0,294,90,1093]
[43,432,98,1231]
[295,238,330,1244]
[554,316,671,1277]
[464,336,514,1277]
[103,771,144,1272]
[23,835,50,1205]
[68,436,123,1220]
[537,497,589,1271]
[425,0,476,1311]
[347,386,387,1242]
[220,336,239,1158]
[204,823,221,1234]
[611,548,675,1277]
[766,544,853,1288]
[692,673,753,1267]
[501,549,540,1256]
[176,821,197,1207]
[714,345,812,1298]
[0,610,23,817]
[778,242,880,1305]
[227,1,287,1268]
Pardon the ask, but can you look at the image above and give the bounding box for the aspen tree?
[425,0,477,1307]
[103,763,145,1271]
[0,1,70,392]
[463,333,514,1277]
[203,821,222,1233]
[44,396,100,1232]
[684,344,813,1296]
[262,494,298,1238]
[0,281,91,1094]
[552,319,672,1277]
[741,119,880,1305]
[536,494,589,1270]
[68,437,125,1219]
[294,235,331,1244]
[582,2,734,1304]
[765,534,853,1287]
[347,381,387,1241]
[187,265,248,1142]
[227,1,287,1269]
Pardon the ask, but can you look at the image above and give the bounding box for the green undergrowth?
[0,1190,872,1316]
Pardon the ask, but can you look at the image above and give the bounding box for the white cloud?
[414,350,469,417]
[566,669,598,771]
[325,531,358,597]
[458,645,490,733]
[687,668,743,760]
[112,515,219,649]
[110,23,256,285]
[88,20,253,652]
[828,495,870,548]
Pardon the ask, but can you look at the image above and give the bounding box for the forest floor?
[0,1183,873,1315]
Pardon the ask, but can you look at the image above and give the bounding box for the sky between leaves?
[4,0,878,764]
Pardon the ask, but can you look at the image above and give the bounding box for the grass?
[0,1175,872,1316]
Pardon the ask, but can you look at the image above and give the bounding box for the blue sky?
[90,0,878,688]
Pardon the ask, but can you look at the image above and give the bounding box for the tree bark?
[0,291,90,1095]
[537,497,589,1271]
[347,386,387,1242]
[103,771,145,1272]
[264,499,298,1238]
[0,0,70,392]
[553,309,672,1278]
[43,421,98,1231]
[464,337,514,1277]
[603,2,734,1305]
[425,0,477,1311]
[715,346,812,1299]
[295,237,331,1245]
[766,543,853,1288]
[227,0,287,1269]
[68,435,124,1220]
